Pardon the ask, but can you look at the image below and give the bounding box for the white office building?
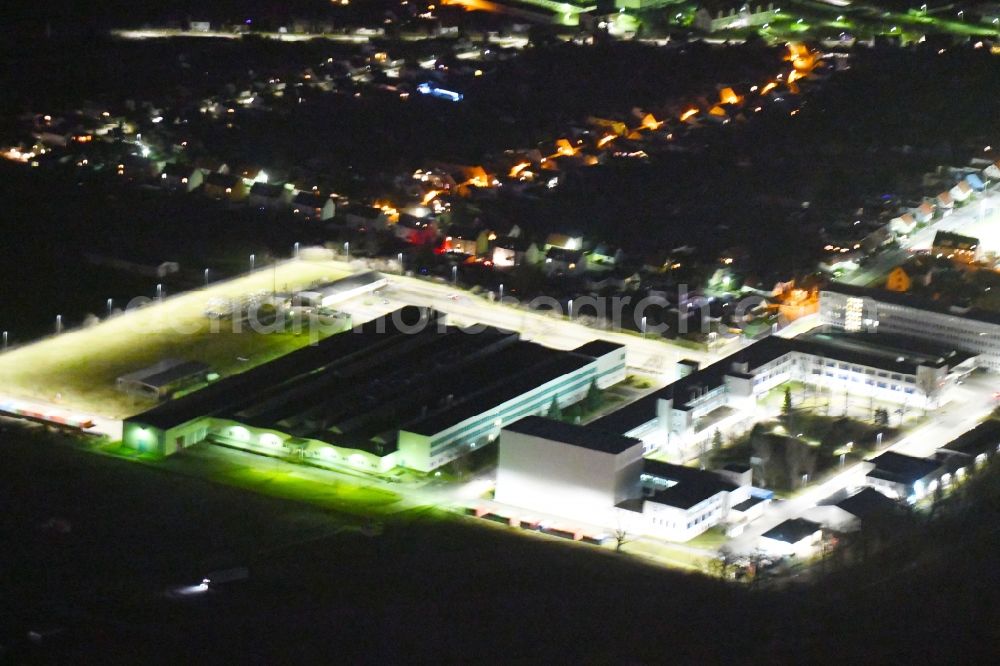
[821,284,1000,372]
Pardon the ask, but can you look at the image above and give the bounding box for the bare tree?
[613,525,630,553]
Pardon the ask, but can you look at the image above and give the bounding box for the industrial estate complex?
[124,302,626,472]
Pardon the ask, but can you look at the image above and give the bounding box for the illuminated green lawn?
[216,467,402,515]
[0,260,350,418]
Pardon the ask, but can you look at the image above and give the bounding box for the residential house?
[913,201,935,224]
[950,179,973,203]
[935,191,954,213]
[343,205,389,231]
[544,233,583,251]
[160,163,203,192]
[249,182,290,212]
[193,157,229,176]
[966,173,985,192]
[544,247,587,276]
[203,172,248,202]
[490,236,530,268]
[291,191,335,221]
[395,214,438,245]
[586,244,623,271]
[889,212,916,236]
[983,160,1000,182]
[441,226,488,256]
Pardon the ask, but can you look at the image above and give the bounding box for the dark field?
[2,424,1000,663]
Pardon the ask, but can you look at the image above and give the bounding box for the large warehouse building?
[123,307,626,473]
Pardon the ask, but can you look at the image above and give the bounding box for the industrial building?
[494,419,758,542]
[821,283,1000,371]
[123,307,626,473]
[589,331,973,459]
[865,451,944,503]
[494,417,644,524]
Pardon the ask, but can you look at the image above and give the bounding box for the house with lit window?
[544,247,587,275]
[203,172,248,202]
[249,182,291,212]
[160,163,203,192]
[290,191,335,221]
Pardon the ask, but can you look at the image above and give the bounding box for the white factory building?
[494,418,763,542]
[495,417,644,525]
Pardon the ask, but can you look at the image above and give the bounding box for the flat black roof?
[867,451,942,485]
[127,306,439,431]
[402,351,593,436]
[571,340,625,359]
[825,283,1000,327]
[834,487,901,520]
[502,416,641,454]
[762,518,822,544]
[938,419,1000,458]
[642,459,737,509]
